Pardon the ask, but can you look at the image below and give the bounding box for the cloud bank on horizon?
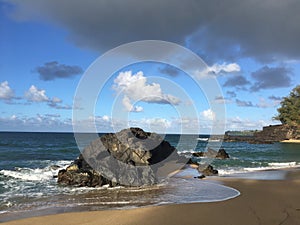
[0,0,300,133]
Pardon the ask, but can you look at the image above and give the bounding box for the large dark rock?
[57,155,112,187]
[130,127,151,140]
[192,148,229,159]
[58,128,184,187]
[215,148,230,159]
[197,165,218,176]
[192,152,205,157]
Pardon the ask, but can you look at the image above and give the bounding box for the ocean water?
[0,132,300,221]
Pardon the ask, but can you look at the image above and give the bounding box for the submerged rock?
[215,148,230,159]
[192,148,229,159]
[197,165,218,176]
[58,127,184,187]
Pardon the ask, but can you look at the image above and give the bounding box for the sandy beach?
[2,169,300,225]
[281,139,300,143]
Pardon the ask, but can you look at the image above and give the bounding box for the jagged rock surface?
[58,128,182,187]
[197,165,219,176]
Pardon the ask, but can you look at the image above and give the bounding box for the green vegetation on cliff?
[274,85,300,126]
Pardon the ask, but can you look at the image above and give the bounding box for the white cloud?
[25,85,49,102]
[122,95,143,112]
[201,109,216,121]
[113,71,181,112]
[225,116,279,131]
[91,115,112,123]
[171,117,200,133]
[143,118,171,128]
[209,63,241,74]
[195,62,240,79]
[74,115,115,132]
[74,115,174,133]
[0,114,72,132]
[102,115,110,122]
[0,112,280,134]
[256,98,273,108]
[23,85,71,110]
[10,114,17,120]
[0,81,15,100]
[51,97,62,103]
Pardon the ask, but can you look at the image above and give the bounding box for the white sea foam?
[218,161,300,177]
[178,149,195,154]
[208,139,221,142]
[0,210,9,214]
[197,138,208,142]
[1,169,54,181]
[218,168,245,176]
[0,160,71,182]
[245,162,299,171]
[77,201,134,206]
[268,162,297,167]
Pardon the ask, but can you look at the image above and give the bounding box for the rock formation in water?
[58,128,185,187]
[192,148,229,159]
[195,164,218,178]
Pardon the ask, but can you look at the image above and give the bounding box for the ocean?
[0,132,300,222]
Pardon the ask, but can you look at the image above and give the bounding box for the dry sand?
[281,139,300,143]
[2,170,300,225]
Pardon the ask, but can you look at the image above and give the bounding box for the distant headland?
[224,124,300,144]
[225,85,300,144]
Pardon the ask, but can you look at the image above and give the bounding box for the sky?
[1,0,300,134]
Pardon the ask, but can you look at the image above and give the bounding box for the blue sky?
[1,1,300,134]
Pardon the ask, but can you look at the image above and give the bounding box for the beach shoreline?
[2,168,300,225]
[281,139,300,143]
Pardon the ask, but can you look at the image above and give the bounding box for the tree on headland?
[274,85,300,126]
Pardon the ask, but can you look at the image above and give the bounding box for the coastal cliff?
[225,124,300,144]
[254,124,300,142]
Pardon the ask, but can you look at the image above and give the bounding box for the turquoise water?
[164,134,300,174]
[0,132,299,221]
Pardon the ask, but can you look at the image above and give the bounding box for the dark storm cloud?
[250,66,292,91]
[47,101,72,110]
[7,0,300,62]
[226,91,237,98]
[236,99,254,107]
[45,113,61,118]
[8,0,205,52]
[186,1,300,62]
[223,75,250,87]
[46,97,72,110]
[215,96,226,101]
[159,65,181,77]
[214,95,231,104]
[268,95,282,101]
[35,61,83,81]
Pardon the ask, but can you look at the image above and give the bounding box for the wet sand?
[2,169,300,225]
